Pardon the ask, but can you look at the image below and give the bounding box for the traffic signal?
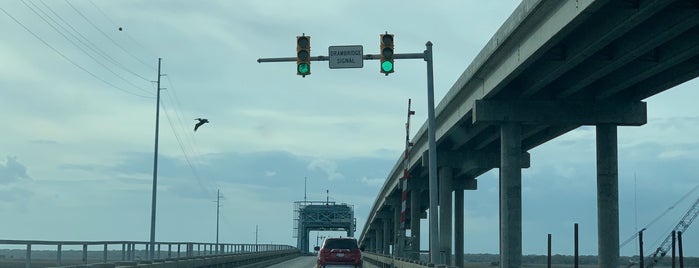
[296,35,311,77]
[380,33,394,75]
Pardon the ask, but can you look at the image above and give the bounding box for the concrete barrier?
[114,249,300,268]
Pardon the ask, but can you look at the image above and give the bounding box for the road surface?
[266,255,317,268]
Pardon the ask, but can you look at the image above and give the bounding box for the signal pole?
[149,58,162,260]
[258,37,440,264]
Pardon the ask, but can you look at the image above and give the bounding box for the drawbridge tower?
[293,201,356,253]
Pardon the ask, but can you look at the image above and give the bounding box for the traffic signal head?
[380,33,394,75]
[296,35,311,77]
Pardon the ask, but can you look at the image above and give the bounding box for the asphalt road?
[266,255,317,268]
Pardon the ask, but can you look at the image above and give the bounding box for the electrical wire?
[21,0,153,95]
[0,6,154,99]
[40,0,153,82]
[621,181,699,249]
[160,91,213,195]
[64,0,155,71]
[86,0,157,58]
[647,183,699,248]
[165,75,207,166]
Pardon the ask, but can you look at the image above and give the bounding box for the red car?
[314,237,363,268]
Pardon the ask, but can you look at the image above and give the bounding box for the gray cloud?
[0,156,31,184]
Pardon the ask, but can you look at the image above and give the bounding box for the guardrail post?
[157,243,161,259]
[25,243,31,268]
[168,244,172,258]
[82,244,88,264]
[103,243,108,263]
[57,243,62,266]
[128,243,133,261]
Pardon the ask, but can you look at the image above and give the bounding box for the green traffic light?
[381,61,393,73]
[298,63,310,75]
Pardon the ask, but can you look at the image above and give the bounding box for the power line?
[38,0,152,83]
[21,0,153,95]
[164,75,207,164]
[0,6,154,99]
[86,0,157,58]
[64,0,155,71]
[160,95,212,195]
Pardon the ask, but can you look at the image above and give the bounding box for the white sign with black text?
[328,45,363,69]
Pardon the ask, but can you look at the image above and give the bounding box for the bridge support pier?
[455,187,464,268]
[383,218,391,255]
[392,198,404,257]
[439,167,453,265]
[500,122,522,268]
[375,225,383,254]
[410,182,422,260]
[596,124,619,268]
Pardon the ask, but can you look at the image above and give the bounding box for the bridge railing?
[362,251,444,268]
[0,239,295,268]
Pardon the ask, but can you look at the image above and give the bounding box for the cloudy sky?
[1,0,698,258]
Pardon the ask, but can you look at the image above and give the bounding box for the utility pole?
[304,177,308,204]
[255,225,259,245]
[216,189,221,247]
[149,58,162,260]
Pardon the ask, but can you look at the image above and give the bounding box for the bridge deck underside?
[417,0,699,183]
[362,0,699,252]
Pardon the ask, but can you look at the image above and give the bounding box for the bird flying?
[194,118,209,132]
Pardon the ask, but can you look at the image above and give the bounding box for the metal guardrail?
[0,239,295,268]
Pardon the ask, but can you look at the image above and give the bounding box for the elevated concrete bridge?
[359,0,699,267]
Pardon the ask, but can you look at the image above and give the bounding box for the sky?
[1,0,698,259]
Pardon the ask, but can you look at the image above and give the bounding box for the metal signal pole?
[149,57,162,260]
[258,38,440,265]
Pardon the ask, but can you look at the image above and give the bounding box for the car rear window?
[324,239,358,250]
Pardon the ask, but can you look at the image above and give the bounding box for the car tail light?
[351,249,361,260]
[319,248,330,260]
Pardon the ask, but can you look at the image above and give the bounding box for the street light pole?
[149,57,162,260]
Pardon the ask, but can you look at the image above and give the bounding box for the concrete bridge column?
[375,226,383,254]
[596,124,619,268]
[410,185,422,260]
[500,122,522,268]
[383,218,391,255]
[455,187,464,268]
[392,199,404,257]
[365,237,372,252]
[439,167,453,265]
